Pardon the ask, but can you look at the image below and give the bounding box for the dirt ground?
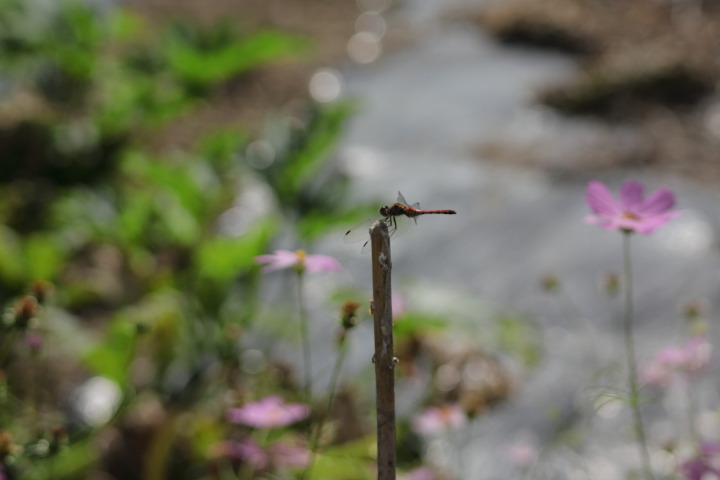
[467,0,720,184]
[126,0,359,149]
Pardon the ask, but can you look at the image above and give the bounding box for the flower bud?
[14,296,40,330]
[539,274,560,293]
[28,280,53,305]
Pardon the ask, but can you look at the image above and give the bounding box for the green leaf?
[156,192,201,245]
[116,191,154,245]
[497,314,541,367]
[23,233,66,280]
[393,312,448,338]
[308,437,376,480]
[0,225,25,286]
[108,9,144,42]
[282,102,356,194]
[195,218,277,283]
[22,438,96,480]
[197,128,248,171]
[84,319,138,384]
[166,29,307,87]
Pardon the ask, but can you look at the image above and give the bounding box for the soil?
[464,0,720,184]
[125,0,359,149]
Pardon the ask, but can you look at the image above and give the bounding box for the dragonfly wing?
[344,217,377,244]
[359,216,409,253]
[390,214,413,237]
[360,239,372,254]
[396,191,419,209]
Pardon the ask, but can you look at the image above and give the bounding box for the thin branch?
[370,220,396,480]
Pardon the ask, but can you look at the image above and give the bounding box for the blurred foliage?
[163,24,308,92]
[0,1,537,479]
[0,0,363,478]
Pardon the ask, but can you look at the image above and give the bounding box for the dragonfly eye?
[379,206,389,216]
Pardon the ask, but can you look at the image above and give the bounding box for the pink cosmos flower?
[682,336,713,373]
[227,396,310,429]
[504,442,539,467]
[392,293,407,319]
[224,439,270,469]
[640,336,712,388]
[411,404,467,436]
[222,438,310,471]
[405,466,437,480]
[640,345,686,388]
[255,250,341,274]
[681,442,720,480]
[585,180,681,234]
[25,332,42,351]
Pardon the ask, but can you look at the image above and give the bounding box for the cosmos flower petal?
[586,181,621,216]
[682,336,712,373]
[636,187,676,216]
[223,439,270,469]
[681,442,720,480]
[255,250,300,273]
[619,180,644,210]
[586,214,627,232]
[227,396,310,428]
[585,180,680,234]
[255,250,341,274]
[407,467,437,480]
[633,210,682,234]
[411,404,467,435]
[304,254,342,273]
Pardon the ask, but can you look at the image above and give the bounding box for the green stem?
[622,232,654,480]
[0,330,18,366]
[303,342,348,480]
[238,431,270,480]
[686,379,700,444]
[296,271,312,403]
[142,410,179,480]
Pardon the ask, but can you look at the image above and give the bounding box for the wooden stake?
[370,220,396,480]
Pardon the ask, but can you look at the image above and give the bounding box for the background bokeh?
[1,0,720,479]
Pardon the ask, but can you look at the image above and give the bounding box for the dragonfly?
[344,192,457,253]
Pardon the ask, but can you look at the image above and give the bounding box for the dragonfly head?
[379,205,391,216]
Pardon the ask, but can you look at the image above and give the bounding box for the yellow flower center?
[438,406,457,426]
[295,250,307,273]
[622,211,640,221]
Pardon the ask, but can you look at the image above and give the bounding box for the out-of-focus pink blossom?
[221,438,309,471]
[405,466,437,480]
[682,336,712,373]
[585,180,680,234]
[641,336,712,388]
[25,332,42,351]
[255,250,341,274]
[681,442,720,480]
[504,442,539,467]
[227,396,310,429]
[224,439,270,469]
[411,404,467,436]
[392,294,407,319]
